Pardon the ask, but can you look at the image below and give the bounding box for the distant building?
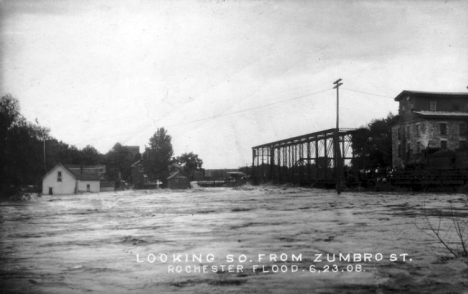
[192,169,205,181]
[131,160,147,188]
[391,90,468,167]
[42,164,110,195]
[100,181,116,192]
[226,171,246,181]
[166,171,190,189]
[123,146,140,159]
[204,169,242,181]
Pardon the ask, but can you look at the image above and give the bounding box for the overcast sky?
[1,0,467,168]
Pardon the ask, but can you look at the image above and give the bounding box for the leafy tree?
[0,94,105,197]
[351,113,397,170]
[104,143,137,181]
[1,94,50,196]
[80,145,103,165]
[143,128,173,181]
[175,152,203,175]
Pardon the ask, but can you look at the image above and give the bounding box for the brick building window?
[441,140,447,150]
[460,141,467,149]
[440,123,447,135]
[57,171,62,182]
[460,123,467,136]
[430,101,437,111]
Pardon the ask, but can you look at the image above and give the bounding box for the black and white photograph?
[1,0,468,293]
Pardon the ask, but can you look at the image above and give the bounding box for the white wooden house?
[42,164,104,195]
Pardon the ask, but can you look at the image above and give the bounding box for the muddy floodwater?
[1,185,468,293]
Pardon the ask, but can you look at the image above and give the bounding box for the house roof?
[413,111,468,118]
[131,160,141,167]
[394,90,468,101]
[43,163,103,181]
[64,165,103,181]
[123,146,140,156]
[169,163,184,171]
[42,163,75,180]
[73,173,101,181]
[167,171,188,180]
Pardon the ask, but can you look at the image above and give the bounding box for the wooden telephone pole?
[333,79,343,194]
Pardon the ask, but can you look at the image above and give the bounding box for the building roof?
[131,160,142,167]
[123,146,140,156]
[73,173,102,181]
[42,163,75,180]
[413,111,468,118]
[394,90,468,101]
[167,171,188,180]
[169,163,184,171]
[64,165,103,181]
[43,164,103,181]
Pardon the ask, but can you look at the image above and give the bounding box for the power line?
[342,88,393,99]
[163,88,333,128]
[84,88,333,144]
[73,86,394,145]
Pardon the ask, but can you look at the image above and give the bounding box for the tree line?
[0,94,202,197]
[351,113,397,171]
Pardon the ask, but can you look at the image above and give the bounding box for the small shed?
[167,171,190,189]
[100,181,116,192]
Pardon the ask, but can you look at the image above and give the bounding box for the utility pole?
[333,79,343,195]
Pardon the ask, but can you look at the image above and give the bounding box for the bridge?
[252,128,358,186]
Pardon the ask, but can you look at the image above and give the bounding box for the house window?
[398,144,401,158]
[397,128,401,140]
[440,123,447,135]
[416,124,420,137]
[430,101,437,111]
[452,103,460,111]
[86,184,90,192]
[407,143,411,156]
[57,171,62,182]
[441,140,447,150]
[406,125,410,138]
[416,142,420,153]
[460,123,467,136]
[139,165,144,172]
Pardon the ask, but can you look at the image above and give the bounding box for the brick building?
[391,90,468,167]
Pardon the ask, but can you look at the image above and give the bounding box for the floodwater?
[1,185,468,293]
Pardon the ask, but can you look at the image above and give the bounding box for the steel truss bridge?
[252,128,358,186]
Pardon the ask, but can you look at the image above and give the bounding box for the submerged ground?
[1,185,468,293]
